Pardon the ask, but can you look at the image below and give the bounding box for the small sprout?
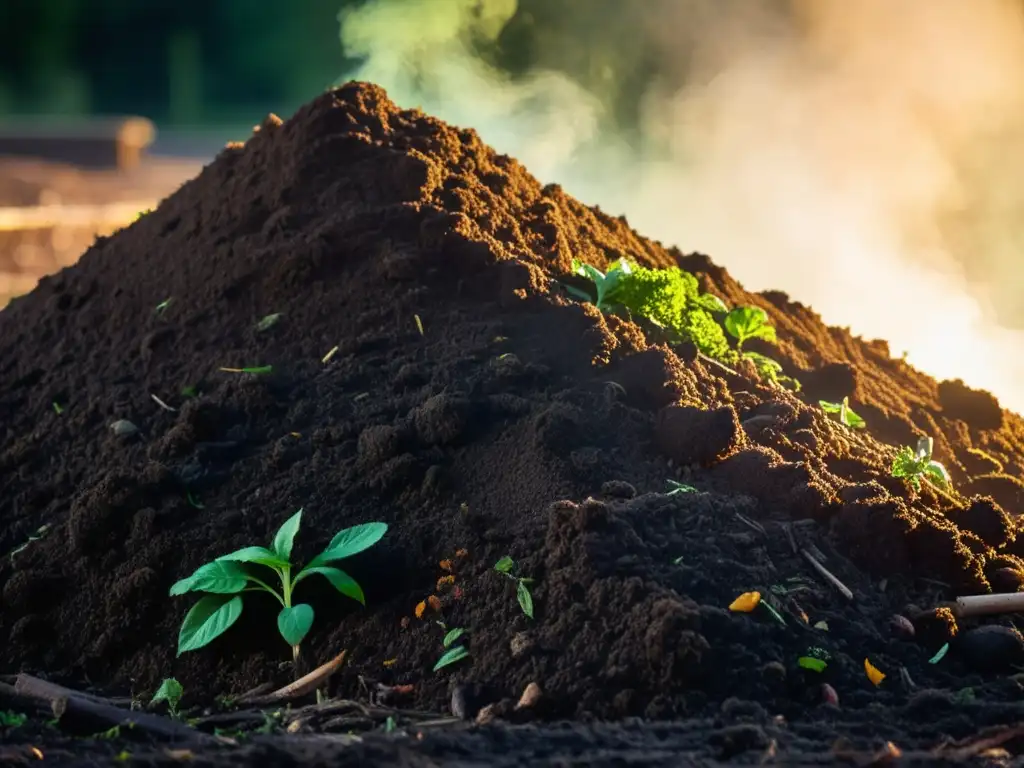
[384,716,396,732]
[52,401,64,415]
[186,491,205,510]
[443,627,466,648]
[169,509,387,659]
[0,710,27,728]
[493,556,535,619]
[666,480,698,495]
[219,365,273,375]
[729,591,761,613]
[673,555,685,565]
[255,313,282,332]
[760,600,787,626]
[8,524,50,563]
[724,306,777,348]
[181,386,198,398]
[433,645,470,672]
[928,643,950,665]
[864,658,886,686]
[154,298,173,315]
[569,258,632,310]
[322,346,339,364]
[414,314,424,336]
[150,678,184,717]
[891,436,952,492]
[819,397,865,429]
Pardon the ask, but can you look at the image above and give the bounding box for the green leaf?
[294,566,365,605]
[277,604,315,647]
[925,462,951,489]
[169,560,250,596]
[310,522,388,567]
[433,645,470,672]
[563,284,593,302]
[151,678,183,709]
[272,509,303,561]
[797,656,828,673]
[255,313,282,332]
[742,351,783,374]
[494,556,515,574]
[725,306,777,346]
[573,261,605,283]
[928,642,950,664]
[819,400,843,414]
[177,595,243,655]
[692,293,729,314]
[517,580,534,619]
[442,627,466,648]
[216,546,289,569]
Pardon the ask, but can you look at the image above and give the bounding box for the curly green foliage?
[682,308,737,362]
[614,264,697,329]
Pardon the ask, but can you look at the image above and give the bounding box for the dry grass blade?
[238,651,347,705]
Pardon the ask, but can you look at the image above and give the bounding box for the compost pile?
[4,82,1024,760]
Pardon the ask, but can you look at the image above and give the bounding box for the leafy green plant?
[819,397,866,429]
[170,510,387,660]
[150,678,184,717]
[797,647,831,673]
[494,556,535,619]
[568,259,632,310]
[891,437,952,492]
[0,710,27,728]
[724,307,777,349]
[434,627,470,671]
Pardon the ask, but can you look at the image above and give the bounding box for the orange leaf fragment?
[440,559,453,572]
[729,591,761,613]
[864,658,886,686]
[427,595,442,611]
[437,575,455,588]
[414,601,426,619]
[30,747,43,760]
[456,548,469,558]
[393,683,414,695]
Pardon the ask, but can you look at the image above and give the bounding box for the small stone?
[821,683,839,707]
[110,419,139,437]
[475,703,499,725]
[509,631,534,659]
[515,682,542,710]
[990,567,1024,594]
[956,625,1024,673]
[760,661,786,684]
[450,684,469,720]
[890,614,915,640]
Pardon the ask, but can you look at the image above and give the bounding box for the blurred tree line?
[0,0,362,123]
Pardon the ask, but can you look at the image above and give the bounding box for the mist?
[338,0,1024,414]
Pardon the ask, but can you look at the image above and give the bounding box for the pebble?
[821,683,839,707]
[450,684,470,720]
[509,631,534,659]
[110,419,139,437]
[515,682,542,710]
[890,614,915,640]
[990,567,1024,594]
[955,625,1024,672]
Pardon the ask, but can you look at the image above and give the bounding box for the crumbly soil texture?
[3,83,1024,765]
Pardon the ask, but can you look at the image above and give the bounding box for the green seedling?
[154,298,172,315]
[219,365,273,375]
[8,524,50,564]
[568,258,631,310]
[891,436,952,492]
[434,627,470,672]
[666,480,698,495]
[255,313,282,332]
[494,556,535,619]
[150,678,183,717]
[170,509,387,662]
[52,401,64,415]
[798,647,831,673]
[0,710,27,728]
[819,397,866,429]
[741,350,800,391]
[724,307,777,349]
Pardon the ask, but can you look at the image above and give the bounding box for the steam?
[340,0,1024,414]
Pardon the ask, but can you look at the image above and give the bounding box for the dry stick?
[936,722,1024,760]
[237,651,347,706]
[800,549,854,600]
[14,675,215,743]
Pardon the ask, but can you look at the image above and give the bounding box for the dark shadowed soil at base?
[3,82,1024,765]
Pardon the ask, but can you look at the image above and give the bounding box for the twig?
[734,512,766,537]
[14,674,215,743]
[954,592,1024,618]
[238,651,346,706]
[780,523,798,555]
[800,549,854,600]
[935,722,1024,759]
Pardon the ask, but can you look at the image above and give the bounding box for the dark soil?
[3,82,1024,764]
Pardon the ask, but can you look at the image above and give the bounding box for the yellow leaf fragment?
[729,591,761,613]
[427,595,442,611]
[864,658,886,686]
[383,658,397,668]
[414,601,426,619]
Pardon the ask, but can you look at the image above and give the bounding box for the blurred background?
[2,0,1024,411]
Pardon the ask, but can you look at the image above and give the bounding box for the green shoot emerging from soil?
[170,510,387,661]
[434,627,470,672]
[494,556,535,619]
[819,397,866,429]
[891,437,952,492]
[150,678,183,717]
[666,480,698,495]
[0,710,27,728]
[724,307,777,349]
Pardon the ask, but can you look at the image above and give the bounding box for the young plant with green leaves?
[724,307,777,349]
[150,678,184,718]
[891,436,952,493]
[494,556,535,619]
[170,510,387,662]
[819,397,866,429]
[434,627,470,672]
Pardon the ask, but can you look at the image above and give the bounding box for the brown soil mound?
[3,83,1024,754]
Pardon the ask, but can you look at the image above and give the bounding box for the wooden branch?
[14,674,215,743]
[801,549,854,600]
[237,651,346,706]
[954,592,1024,618]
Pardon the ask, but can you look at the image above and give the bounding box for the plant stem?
[246,574,285,606]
